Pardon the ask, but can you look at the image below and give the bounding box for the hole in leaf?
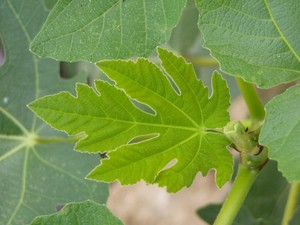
[158,67,181,95]
[59,61,80,79]
[0,36,5,67]
[128,133,159,144]
[161,159,178,172]
[166,75,181,95]
[131,99,156,115]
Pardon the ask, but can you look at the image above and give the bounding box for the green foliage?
[290,207,300,225]
[29,48,233,192]
[0,1,108,224]
[43,0,58,10]
[196,0,300,88]
[260,85,300,182]
[2,0,300,224]
[30,200,124,225]
[30,0,186,62]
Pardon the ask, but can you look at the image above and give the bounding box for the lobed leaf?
[0,0,108,224]
[30,0,186,62]
[260,85,300,182]
[30,200,124,225]
[29,48,233,192]
[195,0,300,88]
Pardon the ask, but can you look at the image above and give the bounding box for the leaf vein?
[263,0,300,62]
[32,1,120,48]
[6,148,29,224]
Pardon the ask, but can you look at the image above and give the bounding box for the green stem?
[213,164,260,225]
[282,183,300,225]
[184,55,219,67]
[235,77,265,120]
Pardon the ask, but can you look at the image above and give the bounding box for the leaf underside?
[30,0,186,62]
[30,200,124,225]
[260,85,300,182]
[29,48,233,192]
[196,0,300,88]
[0,1,108,224]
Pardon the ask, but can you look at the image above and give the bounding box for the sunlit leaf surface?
[29,48,233,192]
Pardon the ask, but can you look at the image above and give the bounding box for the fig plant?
[0,0,299,225]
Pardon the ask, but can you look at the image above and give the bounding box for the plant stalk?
[213,164,260,225]
[184,55,219,67]
[282,182,300,225]
[235,77,265,120]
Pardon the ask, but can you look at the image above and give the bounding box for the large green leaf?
[260,85,300,182]
[195,0,300,88]
[30,200,124,225]
[197,161,291,224]
[30,0,186,62]
[29,48,233,193]
[0,1,108,224]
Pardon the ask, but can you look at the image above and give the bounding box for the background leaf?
[260,85,300,182]
[0,0,108,224]
[197,204,222,224]
[30,0,186,62]
[195,0,300,88]
[30,200,124,225]
[197,161,291,224]
[167,0,241,102]
[29,48,233,193]
[43,0,58,10]
[289,206,300,225]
